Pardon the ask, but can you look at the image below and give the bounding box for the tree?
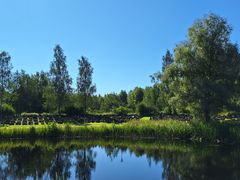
[50,45,72,114]
[0,51,12,121]
[11,71,49,113]
[43,83,57,113]
[142,86,160,109]
[77,56,96,114]
[119,90,128,106]
[169,14,240,121]
[162,50,174,73]
[128,87,144,111]
[100,93,121,112]
[150,50,174,84]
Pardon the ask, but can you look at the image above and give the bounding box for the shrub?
[1,104,16,116]
[137,103,157,116]
[64,106,85,116]
[113,106,131,115]
[48,123,61,137]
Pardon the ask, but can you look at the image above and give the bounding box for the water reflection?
[0,140,239,180]
[75,148,96,180]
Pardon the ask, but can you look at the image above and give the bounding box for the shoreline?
[0,120,239,144]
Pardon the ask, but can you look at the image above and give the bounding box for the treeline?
[1,13,240,122]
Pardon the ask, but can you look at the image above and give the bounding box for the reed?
[0,120,239,143]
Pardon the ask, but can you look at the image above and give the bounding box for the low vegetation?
[0,119,239,144]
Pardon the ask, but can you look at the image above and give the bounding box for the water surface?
[0,139,239,180]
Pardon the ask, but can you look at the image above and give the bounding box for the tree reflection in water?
[49,149,72,179]
[75,148,97,180]
[0,140,239,180]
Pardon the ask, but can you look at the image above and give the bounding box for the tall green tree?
[50,45,72,114]
[11,71,49,113]
[169,14,240,121]
[142,86,160,109]
[119,90,128,106]
[150,50,174,84]
[128,87,144,110]
[0,51,12,121]
[100,93,121,112]
[162,50,174,72]
[77,56,96,114]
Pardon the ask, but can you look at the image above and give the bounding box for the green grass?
[140,117,151,121]
[0,119,240,143]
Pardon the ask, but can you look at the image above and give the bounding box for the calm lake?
[0,139,239,180]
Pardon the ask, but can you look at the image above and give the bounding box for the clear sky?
[0,0,239,95]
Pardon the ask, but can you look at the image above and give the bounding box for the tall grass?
[0,120,239,143]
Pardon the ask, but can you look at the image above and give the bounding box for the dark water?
[0,140,239,180]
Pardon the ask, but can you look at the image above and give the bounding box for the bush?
[137,103,157,116]
[1,104,16,116]
[64,106,85,116]
[113,106,131,115]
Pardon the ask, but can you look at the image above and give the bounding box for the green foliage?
[43,84,57,113]
[0,120,239,143]
[0,51,12,121]
[113,106,131,115]
[77,56,96,113]
[0,52,12,92]
[119,90,128,106]
[50,45,72,114]
[162,49,174,73]
[142,86,161,112]
[128,87,144,110]
[100,93,121,112]
[137,103,157,116]
[161,14,240,121]
[64,105,84,116]
[29,126,36,138]
[12,70,49,113]
[1,104,16,116]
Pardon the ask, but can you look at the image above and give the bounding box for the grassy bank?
[0,119,240,143]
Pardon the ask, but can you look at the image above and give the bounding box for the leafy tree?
[119,90,128,106]
[128,87,144,110]
[150,50,174,83]
[77,56,96,113]
[88,95,102,112]
[11,71,50,113]
[168,14,240,121]
[142,86,160,110]
[50,45,72,114]
[162,50,174,72]
[160,64,185,114]
[43,83,57,113]
[0,51,12,121]
[137,103,157,116]
[100,93,121,112]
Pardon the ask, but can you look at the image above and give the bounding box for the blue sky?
[0,0,239,95]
